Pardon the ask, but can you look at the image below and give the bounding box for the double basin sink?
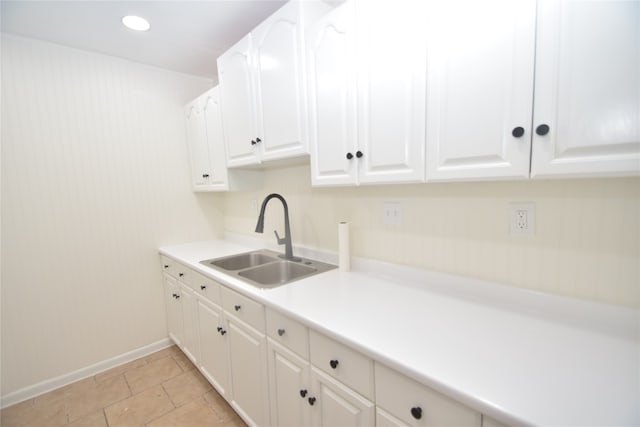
[200,249,336,289]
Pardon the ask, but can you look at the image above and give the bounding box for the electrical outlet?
[510,202,535,236]
[383,202,402,225]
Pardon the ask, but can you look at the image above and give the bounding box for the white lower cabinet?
[222,287,270,427]
[160,259,508,427]
[197,297,230,397]
[375,363,481,427]
[267,308,312,427]
[310,367,375,427]
[179,284,200,364]
[162,274,183,346]
[267,338,311,427]
[226,314,269,426]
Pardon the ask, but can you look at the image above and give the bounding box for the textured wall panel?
[1,35,223,396]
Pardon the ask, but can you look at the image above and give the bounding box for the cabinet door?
[227,316,269,427]
[218,35,260,167]
[307,1,358,186]
[201,87,228,188]
[356,0,427,184]
[310,367,374,427]
[197,298,230,397]
[267,339,311,427]
[377,407,409,427]
[180,285,200,364]
[531,0,640,177]
[425,0,536,181]
[162,275,183,346]
[184,99,211,188]
[253,1,309,161]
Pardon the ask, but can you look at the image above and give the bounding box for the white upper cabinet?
[201,88,231,188]
[426,0,639,181]
[184,98,212,187]
[531,0,640,178]
[425,0,536,181]
[307,0,358,186]
[218,36,257,167]
[218,1,330,168]
[356,0,427,184]
[184,87,262,191]
[308,0,427,186]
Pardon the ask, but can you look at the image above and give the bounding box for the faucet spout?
[254,193,301,261]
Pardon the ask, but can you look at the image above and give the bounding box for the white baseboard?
[0,337,173,409]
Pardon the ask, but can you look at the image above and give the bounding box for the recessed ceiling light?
[122,15,150,32]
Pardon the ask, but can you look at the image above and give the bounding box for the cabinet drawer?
[309,330,374,400]
[221,286,265,332]
[375,363,481,427]
[266,308,309,359]
[191,271,221,305]
[160,255,177,277]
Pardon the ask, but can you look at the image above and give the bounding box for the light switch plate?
[383,202,402,225]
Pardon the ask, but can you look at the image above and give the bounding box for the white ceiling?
[0,0,288,80]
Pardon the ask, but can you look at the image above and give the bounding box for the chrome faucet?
[255,193,301,261]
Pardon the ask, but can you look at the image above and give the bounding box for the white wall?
[1,35,224,397]
[223,165,640,309]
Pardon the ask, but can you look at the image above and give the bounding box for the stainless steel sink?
[200,249,336,289]
[238,260,317,286]
[203,251,277,271]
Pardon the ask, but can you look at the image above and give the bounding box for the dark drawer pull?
[329,359,339,369]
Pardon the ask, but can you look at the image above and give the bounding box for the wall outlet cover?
[509,202,535,236]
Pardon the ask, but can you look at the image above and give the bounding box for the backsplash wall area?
[223,165,639,309]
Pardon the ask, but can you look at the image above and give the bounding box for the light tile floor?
[1,345,247,427]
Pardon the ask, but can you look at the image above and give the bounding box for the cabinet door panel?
[531,0,640,177]
[357,0,427,184]
[163,275,183,346]
[253,3,308,160]
[218,35,259,167]
[426,0,536,181]
[201,88,228,187]
[268,340,311,427]
[197,299,229,397]
[185,100,210,187]
[180,285,200,364]
[310,367,374,427]
[307,1,358,186]
[227,318,269,427]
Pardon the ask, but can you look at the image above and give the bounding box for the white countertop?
[159,239,640,427]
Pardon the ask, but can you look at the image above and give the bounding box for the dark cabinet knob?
[411,407,422,420]
[256,137,262,143]
[251,140,257,145]
[220,330,227,335]
[277,328,285,336]
[299,389,308,398]
[200,285,206,290]
[346,152,354,160]
[163,265,169,269]
[179,273,184,277]
[308,397,316,406]
[174,294,180,299]
[217,327,222,332]
[172,293,178,298]
[329,359,339,369]
[512,127,525,138]
[355,151,363,158]
[234,305,241,311]
[202,174,210,178]
[536,124,550,136]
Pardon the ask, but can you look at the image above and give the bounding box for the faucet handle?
[273,230,286,246]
